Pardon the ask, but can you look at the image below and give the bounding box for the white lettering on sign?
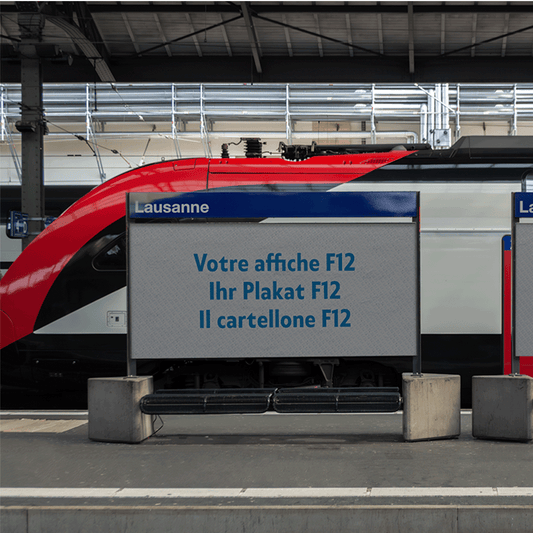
[135,201,209,214]
[519,201,533,214]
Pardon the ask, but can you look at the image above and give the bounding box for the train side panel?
[333,180,522,380]
[1,142,532,401]
[2,153,402,392]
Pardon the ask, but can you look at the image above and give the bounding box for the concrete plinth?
[472,375,533,443]
[402,373,461,442]
[88,376,154,444]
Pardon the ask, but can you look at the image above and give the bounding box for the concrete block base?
[88,376,154,443]
[402,373,461,442]
[472,375,533,443]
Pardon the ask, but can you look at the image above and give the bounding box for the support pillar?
[16,12,46,249]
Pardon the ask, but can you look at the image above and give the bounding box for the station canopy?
[1,1,533,83]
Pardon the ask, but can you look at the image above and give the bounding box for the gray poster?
[515,223,533,357]
[129,222,418,359]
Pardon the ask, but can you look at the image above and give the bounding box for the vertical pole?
[420,104,428,143]
[370,84,376,144]
[86,84,106,182]
[413,191,422,375]
[1,85,5,143]
[200,84,212,157]
[511,84,518,136]
[442,83,451,148]
[511,194,520,375]
[1,86,22,182]
[126,193,136,377]
[435,84,442,133]
[455,84,461,142]
[171,84,183,159]
[17,13,46,249]
[285,84,292,145]
[428,89,435,148]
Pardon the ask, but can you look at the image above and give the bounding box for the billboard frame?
[126,191,421,377]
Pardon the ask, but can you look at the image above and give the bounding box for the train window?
[93,234,126,271]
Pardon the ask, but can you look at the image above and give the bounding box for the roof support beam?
[122,13,140,55]
[501,13,510,57]
[45,2,115,81]
[408,2,415,74]
[377,12,384,54]
[57,2,112,61]
[441,22,533,57]
[38,2,115,82]
[45,14,115,82]
[79,4,533,15]
[314,14,324,57]
[345,15,354,57]
[471,13,478,57]
[441,13,446,54]
[74,3,111,58]
[219,14,233,56]
[241,2,263,74]
[185,12,203,57]
[134,14,242,57]
[153,14,172,57]
[282,14,293,57]
[253,13,383,56]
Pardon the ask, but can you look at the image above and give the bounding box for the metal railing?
[2,82,533,165]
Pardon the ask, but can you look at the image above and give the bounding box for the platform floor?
[1,411,532,532]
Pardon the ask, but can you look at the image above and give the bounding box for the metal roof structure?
[2,1,533,83]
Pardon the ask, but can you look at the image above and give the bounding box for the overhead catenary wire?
[108,83,146,122]
[4,95,142,159]
[46,120,134,168]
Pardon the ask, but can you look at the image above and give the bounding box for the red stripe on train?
[503,244,512,374]
[1,152,413,349]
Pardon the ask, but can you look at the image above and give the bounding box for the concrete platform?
[2,411,533,532]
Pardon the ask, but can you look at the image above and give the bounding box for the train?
[1,135,532,407]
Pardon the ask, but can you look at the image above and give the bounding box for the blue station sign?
[7,211,29,238]
[515,192,533,218]
[129,191,418,220]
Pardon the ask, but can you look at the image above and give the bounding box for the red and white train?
[1,136,532,406]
